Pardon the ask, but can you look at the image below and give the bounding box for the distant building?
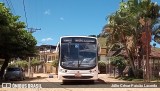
[117,47,160,78]
[37,45,58,63]
[97,37,107,61]
[36,45,58,73]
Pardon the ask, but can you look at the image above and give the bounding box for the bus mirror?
[55,42,60,53]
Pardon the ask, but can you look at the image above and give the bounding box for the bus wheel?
[62,80,69,84]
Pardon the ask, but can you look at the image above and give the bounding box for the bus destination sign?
[61,37,96,43]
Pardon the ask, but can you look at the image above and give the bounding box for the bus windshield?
[60,43,97,69]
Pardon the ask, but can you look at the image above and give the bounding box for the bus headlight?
[90,69,97,73]
[59,69,67,73]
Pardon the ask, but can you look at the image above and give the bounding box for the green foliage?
[98,60,106,67]
[31,59,41,66]
[51,60,59,67]
[0,2,37,78]
[110,56,126,69]
[8,60,28,68]
[0,3,37,59]
[105,0,160,77]
[110,56,126,76]
[136,69,143,79]
[8,59,41,68]
[98,60,106,73]
[8,63,17,67]
[106,0,160,46]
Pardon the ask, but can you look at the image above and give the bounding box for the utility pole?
[27,27,41,77]
[28,28,41,33]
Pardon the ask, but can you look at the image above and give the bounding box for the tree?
[31,58,41,66]
[105,0,160,77]
[110,56,126,77]
[51,60,59,74]
[30,58,41,73]
[0,3,37,78]
[8,60,28,68]
[98,60,107,73]
[51,60,59,67]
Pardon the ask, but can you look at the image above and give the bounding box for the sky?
[0,0,160,47]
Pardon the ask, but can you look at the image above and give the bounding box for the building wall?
[38,52,58,73]
[100,55,107,61]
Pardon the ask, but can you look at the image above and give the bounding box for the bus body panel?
[58,65,98,80]
[57,36,99,81]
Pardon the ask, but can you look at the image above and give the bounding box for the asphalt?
[30,73,126,82]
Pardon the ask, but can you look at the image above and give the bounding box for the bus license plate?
[75,72,81,77]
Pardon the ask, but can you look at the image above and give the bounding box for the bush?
[51,60,59,67]
[8,60,28,68]
[98,60,106,73]
[110,56,126,76]
[8,63,17,67]
[128,67,134,77]
[31,59,41,66]
[136,69,143,79]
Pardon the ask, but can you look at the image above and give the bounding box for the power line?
[5,0,11,8]
[21,0,41,33]
[4,0,16,14]
[7,0,16,15]
[22,0,28,28]
[5,0,12,11]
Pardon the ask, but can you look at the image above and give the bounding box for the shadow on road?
[0,77,47,83]
[24,77,47,81]
[61,78,107,85]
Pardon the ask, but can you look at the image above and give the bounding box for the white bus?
[57,36,99,82]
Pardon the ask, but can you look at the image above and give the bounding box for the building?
[117,47,160,79]
[36,45,58,73]
[97,37,107,61]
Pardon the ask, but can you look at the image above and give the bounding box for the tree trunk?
[56,67,58,75]
[121,33,137,77]
[124,45,137,77]
[0,57,10,79]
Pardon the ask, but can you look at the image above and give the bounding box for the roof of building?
[150,47,160,58]
[117,47,160,58]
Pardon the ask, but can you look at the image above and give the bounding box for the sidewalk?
[32,73,57,78]
[98,74,127,82]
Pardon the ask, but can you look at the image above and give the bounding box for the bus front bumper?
[58,73,98,80]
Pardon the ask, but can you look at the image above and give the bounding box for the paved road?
[1,73,160,91]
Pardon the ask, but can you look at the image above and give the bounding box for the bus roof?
[60,36,97,39]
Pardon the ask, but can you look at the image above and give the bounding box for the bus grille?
[63,76,93,79]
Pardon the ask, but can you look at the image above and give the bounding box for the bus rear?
[58,36,98,81]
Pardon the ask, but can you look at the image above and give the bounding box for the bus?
[57,36,99,82]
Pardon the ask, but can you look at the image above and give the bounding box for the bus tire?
[62,80,68,84]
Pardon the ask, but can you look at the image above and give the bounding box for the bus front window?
[61,43,97,69]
